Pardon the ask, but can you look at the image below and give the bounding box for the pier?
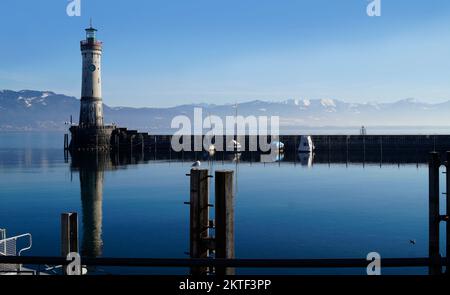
[68,133,450,154]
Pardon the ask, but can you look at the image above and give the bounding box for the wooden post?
[428,152,441,275]
[446,151,450,274]
[61,212,79,258]
[215,170,235,276]
[189,169,210,275]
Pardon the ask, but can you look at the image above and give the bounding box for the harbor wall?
[69,130,450,154]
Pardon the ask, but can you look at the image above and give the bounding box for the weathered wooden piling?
[447,152,450,274]
[61,212,79,258]
[189,169,211,275]
[428,152,441,275]
[215,170,235,276]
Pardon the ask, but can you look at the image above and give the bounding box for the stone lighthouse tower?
[70,24,114,150]
[80,25,103,127]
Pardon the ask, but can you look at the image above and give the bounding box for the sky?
[1,0,450,107]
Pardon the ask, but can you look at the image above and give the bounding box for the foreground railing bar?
[0,257,445,268]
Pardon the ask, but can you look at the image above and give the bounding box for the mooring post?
[446,151,450,274]
[215,170,235,276]
[61,212,78,257]
[189,168,211,275]
[61,212,79,274]
[428,152,441,275]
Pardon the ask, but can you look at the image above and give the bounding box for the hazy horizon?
[3,88,450,109]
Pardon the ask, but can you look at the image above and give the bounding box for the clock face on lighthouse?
[89,64,96,72]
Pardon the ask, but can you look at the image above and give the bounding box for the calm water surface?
[0,132,443,274]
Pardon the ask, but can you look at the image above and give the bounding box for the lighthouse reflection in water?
[71,151,112,258]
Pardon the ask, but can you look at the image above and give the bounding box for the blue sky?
[1,0,450,107]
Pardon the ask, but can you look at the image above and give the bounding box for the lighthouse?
[80,25,103,127]
[70,24,114,150]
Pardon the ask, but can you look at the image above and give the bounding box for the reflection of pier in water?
[86,149,437,167]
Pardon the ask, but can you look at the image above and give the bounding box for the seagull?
[409,239,416,245]
[192,161,201,167]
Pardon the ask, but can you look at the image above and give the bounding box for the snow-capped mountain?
[1,89,449,132]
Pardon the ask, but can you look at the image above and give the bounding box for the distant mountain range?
[1,89,450,133]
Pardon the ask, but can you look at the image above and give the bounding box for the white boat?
[298,152,314,167]
[231,140,241,151]
[271,141,285,152]
[298,135,315,153]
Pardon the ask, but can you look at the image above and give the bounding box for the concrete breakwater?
[115,134,450,153]
[303,135,448,153]
[69,130,450,154]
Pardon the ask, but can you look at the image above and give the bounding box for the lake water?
[0,132,445,275]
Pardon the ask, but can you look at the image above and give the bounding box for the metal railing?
[0,233,32,274]
[80,40,103,46]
